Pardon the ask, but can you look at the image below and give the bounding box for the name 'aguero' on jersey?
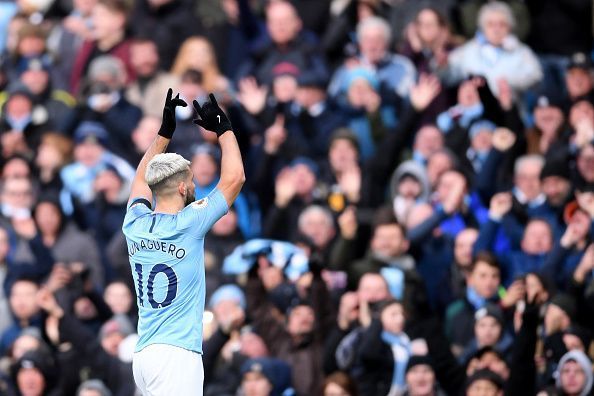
[122,188,228,354]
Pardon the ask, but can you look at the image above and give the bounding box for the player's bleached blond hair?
[146,153,191,189]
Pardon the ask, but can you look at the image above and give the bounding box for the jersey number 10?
[134,263,178,308]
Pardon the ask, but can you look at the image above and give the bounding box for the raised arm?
[193,94,245,207]
[128,88,187,206]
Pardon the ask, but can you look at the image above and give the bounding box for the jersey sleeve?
[179,188,229,238]
[122,198,152,235]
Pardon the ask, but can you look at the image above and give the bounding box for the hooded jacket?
[554,350,593,396]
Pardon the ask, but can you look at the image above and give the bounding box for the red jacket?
[70,39,136,95]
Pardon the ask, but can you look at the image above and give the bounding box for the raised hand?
[410,73,442,111]
[338,206,358,239]
[576,191,594,219]
[489,192,513,219]
[496,78,513,110]
[263,115,287,154]
[193,93,233,137]
[237,77,268,115]
[492,127,516,152]
[158,88,187,139]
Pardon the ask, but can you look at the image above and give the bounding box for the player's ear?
[178,181,186,196]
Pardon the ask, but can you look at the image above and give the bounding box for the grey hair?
[357,16,391,43]
[514,154,545,176]
[146,153,191,187]
[298,205,334,231]
[88,55,126,83]
[478,1,515,31]
[77,379,112,396]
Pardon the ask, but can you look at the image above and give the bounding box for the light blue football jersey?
[122,188,228,354]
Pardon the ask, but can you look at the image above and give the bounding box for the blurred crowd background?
[0,0,593,395]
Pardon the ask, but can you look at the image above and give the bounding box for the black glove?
[193,93,233,137]
[158,88,187,139]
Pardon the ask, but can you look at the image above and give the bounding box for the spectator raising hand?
[410,73,442,111]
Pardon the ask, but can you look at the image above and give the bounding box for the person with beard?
[122,90,244,396]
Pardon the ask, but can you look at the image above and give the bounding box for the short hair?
[357,16,391,43]
[514,154,545,176]
[478,1,515,31]
[297,205,334,231]
[469,251,500,274]
[98,0,132,16]
[145,153,191,194]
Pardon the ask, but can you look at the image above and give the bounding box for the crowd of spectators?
[0,0,592,395]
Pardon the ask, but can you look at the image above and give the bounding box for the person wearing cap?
[69,0,136,95]
[540,158,573,214]
[459,303,513,365]
[339,66,398,161]
[526,95,567,157]
[403,355,447,396]
[13,55,75,130]
[0,83,50,155]
[465,119,497,174]
[77,379,113,396]
[239,357,293,396]
[60,120,135,213]
[564,53,594,109]
[11,349,58,396]
[465,368,504,396]
[64,54,142,165]
[541,202,592,289]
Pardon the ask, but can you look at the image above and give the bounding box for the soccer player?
[122,89,245,395]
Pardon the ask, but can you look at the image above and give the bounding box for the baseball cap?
[17,56,51,76]
[568,52,592,71]
[272,61,301,78]
[474,304,504,326]
[535,95,562,109]
[208,284,246,310]
[549,293,577,320]
[465,369,504,391]
[406,355,434,374]
[289,156,319,176]
[469,119,497,139]
[74,121,109,147]
[240,358,293,396]
[297,71,327,89]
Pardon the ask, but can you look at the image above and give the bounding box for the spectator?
[47,0,98,91]
[239,357,293,396]
[59,121,135,223]
[170,36,230,98]
[237,0,328,88]
[70,0,135,95]
[125,37,179,118]
[403,355,447,396]
[321,371,358,396]
[33,198,104,288]
[1,278,42,354]
[329,16,416,110]
[0,84,50,156]
[129,0,202,71]
[13,55,75,130]
[445,1,542,97]
[64,55,143,164]
[34,133,73,199]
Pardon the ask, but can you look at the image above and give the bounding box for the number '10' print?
[134,263,178,308]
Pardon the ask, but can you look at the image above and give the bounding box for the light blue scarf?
[381,331,411,395]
